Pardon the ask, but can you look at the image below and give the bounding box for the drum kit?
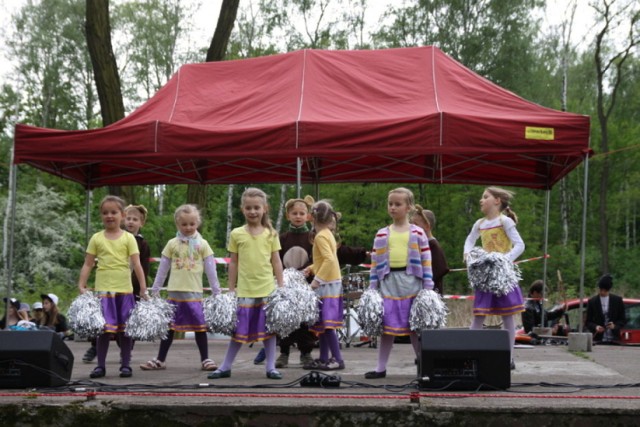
[340,269,377,348]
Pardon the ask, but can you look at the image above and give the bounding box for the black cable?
[6,360,639,395]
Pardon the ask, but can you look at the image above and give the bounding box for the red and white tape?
[150,257,230,264]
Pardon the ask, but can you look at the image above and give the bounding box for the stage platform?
[1,336,639,426]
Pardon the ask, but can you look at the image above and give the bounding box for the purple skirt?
[380,272,421,336]
[98,292,135,334]
[168,291,206,332]
[473,286,525,316]
[310,280,344,334]
[232,297,273,344]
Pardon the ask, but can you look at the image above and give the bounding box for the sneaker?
[275,353,289,369]
[82,346,97,363]
[320,358,344,371]
[303,358,327,370]
[253,348,266,365]
[300,353,314,366]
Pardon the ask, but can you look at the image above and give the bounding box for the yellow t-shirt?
[311,228,340,283]
[388,228,409,268]
[87,230,139,292]
[161,237,214,293]
[228,226,281,298]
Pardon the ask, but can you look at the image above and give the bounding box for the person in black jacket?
[585,274,627,343]
[521,280,566,335]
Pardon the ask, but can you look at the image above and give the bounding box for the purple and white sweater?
[368,224,434,290]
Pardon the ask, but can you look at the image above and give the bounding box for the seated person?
[31,301,44,323]
[586,274,626,343]
[522,280,567,336]
[38,293,69,337]
[1,298,28,329]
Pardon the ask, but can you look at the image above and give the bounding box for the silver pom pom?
[466,247,521,296]
[67,292,105,338]
[282,268,319,325]
[203,292,237,336]
[264,268,319,337]
[265,287,303,337]
[125,297,175,341]
[409,289,448,331]
[355,288,384,337]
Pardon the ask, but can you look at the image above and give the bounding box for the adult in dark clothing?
[521,280,566,335]
[586,274,626,343]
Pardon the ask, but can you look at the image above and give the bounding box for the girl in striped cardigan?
[365,187,434,379]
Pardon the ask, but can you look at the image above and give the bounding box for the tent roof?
[14,46,590,190]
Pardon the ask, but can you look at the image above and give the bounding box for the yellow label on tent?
[525,127,554,140]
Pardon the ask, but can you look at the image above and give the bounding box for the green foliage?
[8,0,95,130]
[372,0,546,93]
[3,0,640,303]
[1,183,84,300]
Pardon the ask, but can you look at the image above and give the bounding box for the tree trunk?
[206,0,240,62]
[558,4,574,247]
[226,184,234,248]
[275,184,288,232]
[85,0,125,196]
[187,0,240,211]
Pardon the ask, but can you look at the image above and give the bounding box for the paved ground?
[1,334,639,425]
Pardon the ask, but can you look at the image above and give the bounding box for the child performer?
[365,187,434,379]
[463,186,525,370]
[140,204,221,372]
[124,204,151,301]
[78,195,148,379]
[272,196,318,368]
[303,200,345,370]
[84,203,151,362]
[411,205,450,295]
[208,188,284,380]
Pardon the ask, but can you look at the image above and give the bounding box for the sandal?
[139,358,166,371]
[89,366,106,379]
[201,359,218,371]
[119,366,132,378]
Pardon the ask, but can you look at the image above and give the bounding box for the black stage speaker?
[419,329,510,390]
[0,330,74,388]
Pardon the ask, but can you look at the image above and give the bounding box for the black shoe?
[83,346,97,363]
[364,370,386,379]
[119,366,132,378]
[89,367,106,378]
[510,360,516,370]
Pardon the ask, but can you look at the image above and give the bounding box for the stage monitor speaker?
[0,330,74,388]
[419,329,510,390]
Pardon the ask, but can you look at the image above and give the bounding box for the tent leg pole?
[3,164,18,330]
[541,189,551,326]
[85,189,92,246]
[578,153,590,333]
[296,157,302,198]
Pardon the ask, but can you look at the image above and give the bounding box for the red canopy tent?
[13,46,590,189]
